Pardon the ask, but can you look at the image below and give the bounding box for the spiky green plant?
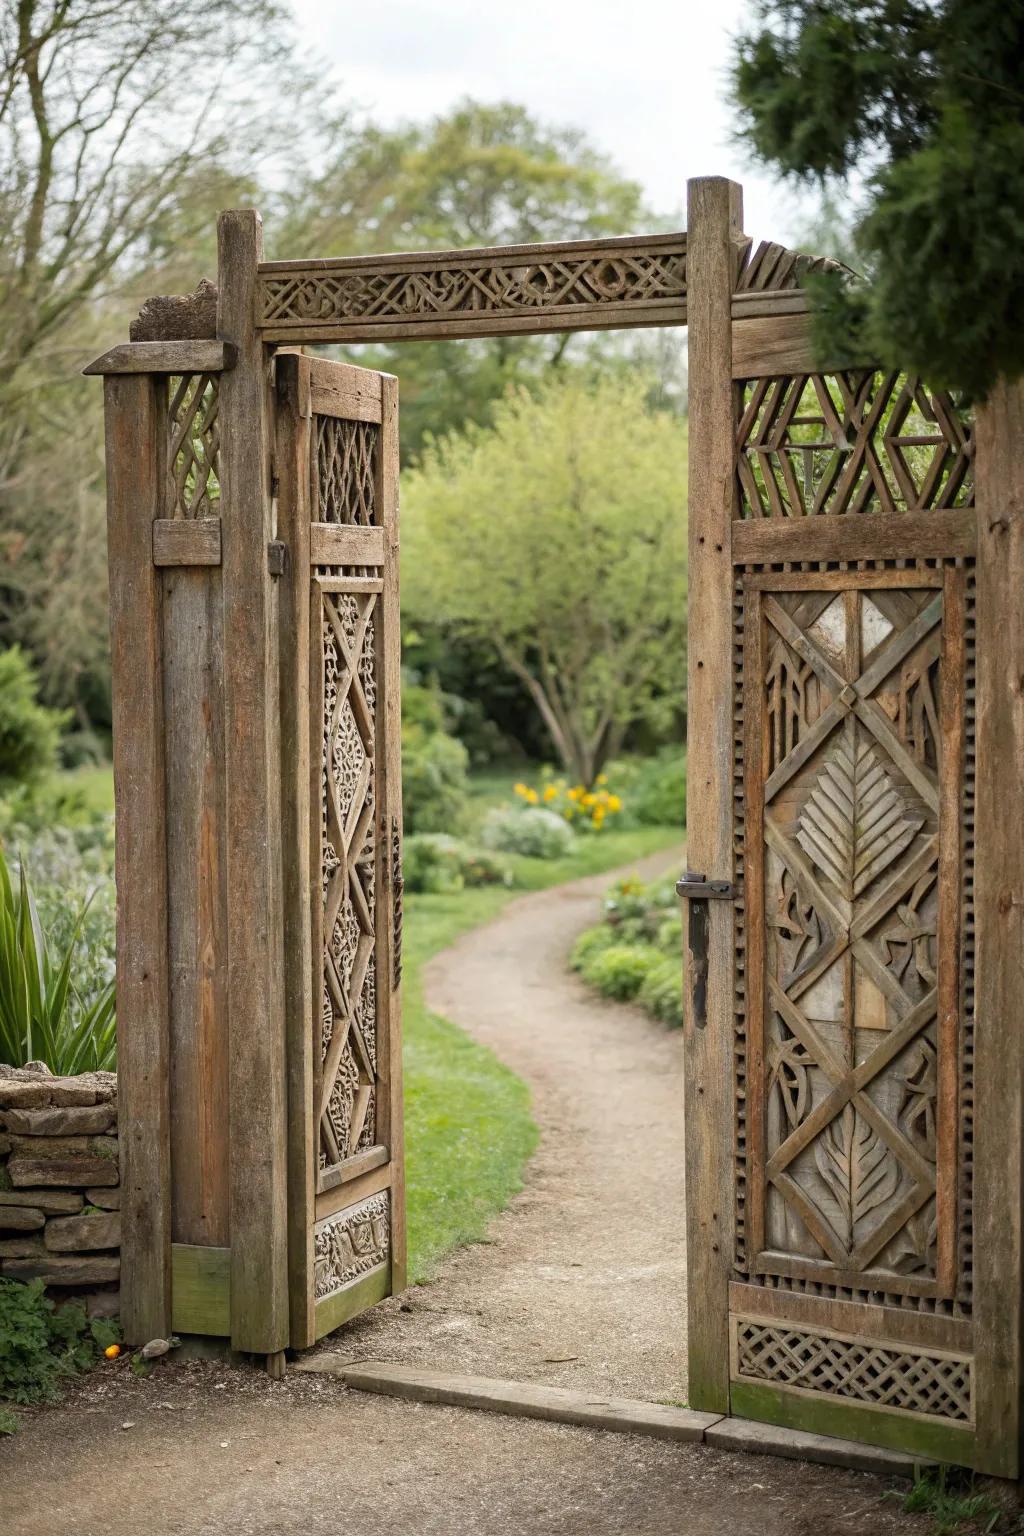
[0,842,115,1073]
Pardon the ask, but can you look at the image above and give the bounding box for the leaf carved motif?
[796,734,924,900]
[814,1105,901,1247]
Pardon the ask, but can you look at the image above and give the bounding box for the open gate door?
[276,352,405,1349]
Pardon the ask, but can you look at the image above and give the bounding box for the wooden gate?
[276,353,405,1348]
[684,178,1020,1475]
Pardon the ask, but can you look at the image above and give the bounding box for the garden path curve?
[321,844,689,1403]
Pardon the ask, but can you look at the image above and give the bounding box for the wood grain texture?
[217,210,289,1355]
[730,313,854,378]
[102,373,172,1344]
[728,1281,972,1354]
[309,524,385,567]
[152,518,222,567]
[973,376,1024,1478]
[732,511,977,566]
[377,373,407,1292]
[84,340,234,376]
[274,351,316,1349]
[170,1243,230,1335]
[162,562,230,1248]
[683,176,744,1414]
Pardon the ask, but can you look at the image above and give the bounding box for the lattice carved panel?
[319,587,380,1176]
[733,1317,973,1423]
[732,561,975,1317]
[167,373,220,518]
[314,1191,390,1301]
[317,417,378,527]
[259,239,686,330]
[736,373,974,519]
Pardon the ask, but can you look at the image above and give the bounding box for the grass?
[403,821,681,1281]
[53,763,116,815]
[892,1467,1014,1534]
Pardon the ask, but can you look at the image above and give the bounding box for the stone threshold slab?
[296,1358,931,1475]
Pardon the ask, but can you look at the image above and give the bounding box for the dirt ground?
[0,856,947,1535]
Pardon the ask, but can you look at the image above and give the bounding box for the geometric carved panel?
[733,1317,973,1423]
[736,372,974,520]
[167,372,220,519]
[750,578,963,1300]
[319,587,379,1177]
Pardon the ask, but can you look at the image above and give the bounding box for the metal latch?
[676,871,737,1030]
[676,873,737,900]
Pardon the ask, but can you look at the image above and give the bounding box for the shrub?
[638,956,684,1027]
[623,748,686,828]
[579,942,655,1002]
[603,876,678,943]
[0,1278,121,1415]
[0,839,116,1072]
[569,923,617,972]
[0,648,67,791]
[404,834,512,895]
[401,720,470,835]
[481,805,575,860]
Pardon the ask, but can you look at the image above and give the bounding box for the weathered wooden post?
[88,212,291,1367]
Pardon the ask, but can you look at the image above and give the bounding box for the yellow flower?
[567,787,580,801]
[543,784,558,802]
[104,1344,121,1360]
[513,782,528,797]
[596,774,608,785]
[582,793,596,808]
[607,795,622,812]
[525,788,539,804]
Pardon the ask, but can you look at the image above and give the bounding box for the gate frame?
[87,179,1024,1474]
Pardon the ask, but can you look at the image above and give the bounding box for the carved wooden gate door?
[687,310,988,1462]
[276,352,405,1349]
[681,179,1007,1469]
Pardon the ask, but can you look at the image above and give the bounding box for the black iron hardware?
[676,871,738,1029]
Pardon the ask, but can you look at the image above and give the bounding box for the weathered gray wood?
[309,524,385,568]
[683,175,743,1415]
[84,340,234,376]
[162,559,230,1248]
[305,1360,720,1442]
[217,209,289,1355]
[274,350,316,1350]
[732,509,977,565]
[731,312,862,378]
[377,372,406,1291]
[152,518,222,567]
[973,375,1024,1479]
[130,279,218,342]
[102,373,172,1345]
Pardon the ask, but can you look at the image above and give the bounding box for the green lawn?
[403,822,680,1281]
[51,763,680,1283]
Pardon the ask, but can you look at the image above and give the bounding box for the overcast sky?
[290,0,817,247]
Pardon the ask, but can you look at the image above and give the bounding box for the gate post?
[973,376,1024,1477]
[216,211,290,1357]
[683,175,744,1414]
[102,372,173,1345]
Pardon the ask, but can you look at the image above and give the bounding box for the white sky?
[290,0,816,247]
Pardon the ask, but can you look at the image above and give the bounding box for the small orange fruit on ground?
[104,1344,121,1360]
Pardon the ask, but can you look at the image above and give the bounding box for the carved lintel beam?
[129,278,218,342]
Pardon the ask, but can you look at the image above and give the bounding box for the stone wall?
[0,1064,120,1318]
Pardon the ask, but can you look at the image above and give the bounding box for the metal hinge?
[267,540,288,577]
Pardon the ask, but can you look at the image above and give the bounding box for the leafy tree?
[273,101,676,456]
[0,645,65,787]
[402,375,687,787]
[731,0,1024,398]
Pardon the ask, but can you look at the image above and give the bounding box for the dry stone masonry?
[0,1063,120,1318]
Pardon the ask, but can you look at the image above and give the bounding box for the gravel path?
[323,845,688,1401]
